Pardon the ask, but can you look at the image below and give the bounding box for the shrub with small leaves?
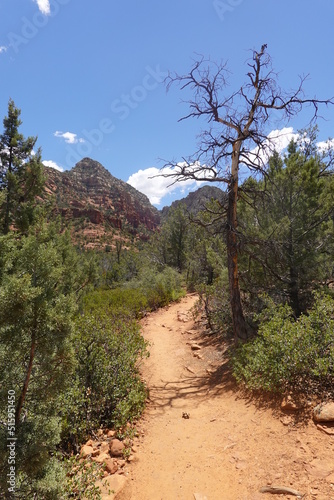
[63,456,104,500]
[61,313,148,450]
[232,293,334,397]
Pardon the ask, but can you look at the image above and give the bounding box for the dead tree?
[163,45,334,342]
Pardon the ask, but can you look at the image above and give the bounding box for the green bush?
[63,457,104,499]
[82,287,148,319]
[85,266,184,319]
[232,293,334,397]
[61,313,148,450]
[137,266,185,310]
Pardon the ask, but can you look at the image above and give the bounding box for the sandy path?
[118,294,334,500]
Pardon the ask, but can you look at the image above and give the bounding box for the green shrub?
[61,313,148,450]
[86,265,184,319]
[232,293,334,397]
[82,287,148,319]
[137,266,185,310]
[63,457,104,499]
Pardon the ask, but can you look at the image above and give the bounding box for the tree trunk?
[3,149,13,234]
[289,266,301,317]
[3,189,11,234]
[226,149,248,341]
[15,331,36,427]
[287,191,301,317]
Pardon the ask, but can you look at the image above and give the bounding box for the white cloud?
[54,131,85,144]
[317,138,334,153]
[34,0,51,15]
[43,160,64,172]
[129,127,334,206]
[127,165,208,206]
[244,127,299,169]
[250,128,334,162]
[0,46,7,54]
[266,127,299,153]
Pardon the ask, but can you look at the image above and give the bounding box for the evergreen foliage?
[149,203,189,271]
[0,223,82,496]
[239,137,334,315]
[1,96,334,497]
[0,99,45,234]
[61,313,148,451]
[232,293,334,398]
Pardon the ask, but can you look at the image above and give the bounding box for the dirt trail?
[119,294,334,500]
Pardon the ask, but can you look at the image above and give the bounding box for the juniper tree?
[239,136,334,316]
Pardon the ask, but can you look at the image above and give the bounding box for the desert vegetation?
[1,45,334,498]
[0,100,184,498]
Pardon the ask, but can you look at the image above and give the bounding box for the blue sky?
[1,0,334,207]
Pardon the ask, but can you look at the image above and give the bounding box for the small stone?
[80,445,94,458]
[235,461,247,470]
[281,395,301,411]
[280,416,292,426]
[94,452,111,464]
[313,402,334,422]
[107,429,116,438]
[182,412,190,419]
[193,494,208,500]
[193,352,203,359]
[177,311,191,322]
[190,344,201,351]
[95,474,128,498]
[99,441,110,454]
[317,424,334,435]
[104,459,118,475]
[109,439,125,457]
[305,459,334,478]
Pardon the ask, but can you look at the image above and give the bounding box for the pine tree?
[239,139,334,315]
[0,222,101,497]
[0,99,44,234]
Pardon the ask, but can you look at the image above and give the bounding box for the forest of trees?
[1,45,334,498]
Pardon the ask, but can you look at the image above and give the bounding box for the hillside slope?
[45,158,160,248]
[161,185,225,219]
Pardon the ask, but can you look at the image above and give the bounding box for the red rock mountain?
[44,158,160,248]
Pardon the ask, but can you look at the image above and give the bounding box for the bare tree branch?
[162,45,334,341]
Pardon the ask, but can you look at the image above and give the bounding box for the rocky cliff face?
[161,185,225,219]
[45,158,160,248]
